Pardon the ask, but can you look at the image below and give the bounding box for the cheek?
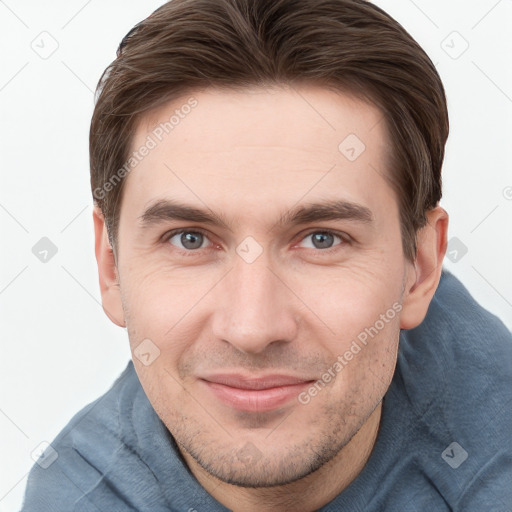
[121,261,215,339]
[289,260,404,342]
[308,315,400,415]
[289,262,403,398]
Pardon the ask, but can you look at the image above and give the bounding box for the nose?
[211,253,299,355]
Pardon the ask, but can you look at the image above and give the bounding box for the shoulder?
[396,268,512,508]
[398,268,512,412]
[20,361,138,512]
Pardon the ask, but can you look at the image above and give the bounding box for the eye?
[297,231,346,250]
[164,229,212,251]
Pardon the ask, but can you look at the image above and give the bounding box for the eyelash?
[162,227,216,257]
[161,228,351,256]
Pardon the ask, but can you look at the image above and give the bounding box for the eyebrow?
[138,198,374,231]
[139,200,231,230]
[277,199,373,228]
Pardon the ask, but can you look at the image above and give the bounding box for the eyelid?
[298,228,351,241]
[162,227,211,242]
[162,227,216,253]
[161,227,351,253]
[292,229,351,250]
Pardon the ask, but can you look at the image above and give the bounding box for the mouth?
[199,374,315,413]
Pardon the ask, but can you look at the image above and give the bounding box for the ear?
[400,205,449,330]
[93,206,126,327]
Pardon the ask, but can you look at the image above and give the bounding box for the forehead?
[122,85,393,223]
[137,84,387,156]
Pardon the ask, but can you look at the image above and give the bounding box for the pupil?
[313,232,333,249]
[181,232,203,249]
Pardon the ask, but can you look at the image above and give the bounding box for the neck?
[180,402,382,512]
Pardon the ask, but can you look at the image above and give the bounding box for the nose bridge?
[212,253,297,354]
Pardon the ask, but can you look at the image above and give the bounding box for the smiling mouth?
[199,374,315,412]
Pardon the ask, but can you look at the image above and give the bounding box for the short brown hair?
[90,0,449,261]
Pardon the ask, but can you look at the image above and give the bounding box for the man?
[21,0,511,510]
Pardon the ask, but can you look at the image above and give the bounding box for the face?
[113,85,415,487]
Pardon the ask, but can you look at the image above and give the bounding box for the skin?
[93,84,448,511]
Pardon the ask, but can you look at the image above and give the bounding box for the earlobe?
[400,206,449,330]
[93,206,126,328]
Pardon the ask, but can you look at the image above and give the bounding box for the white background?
[1,1,511,510]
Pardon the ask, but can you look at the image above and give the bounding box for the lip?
[199,373,315,412]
